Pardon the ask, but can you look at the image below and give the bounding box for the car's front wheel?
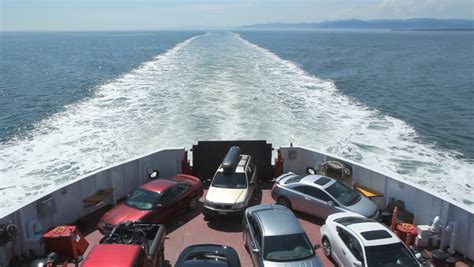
[322,237,332,259]
[277,197,292,209]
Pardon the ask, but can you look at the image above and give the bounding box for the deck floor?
[77,186,335,266]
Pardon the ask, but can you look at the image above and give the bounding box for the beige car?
[203,146,258,217]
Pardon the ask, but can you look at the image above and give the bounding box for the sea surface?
[0,30,473,215]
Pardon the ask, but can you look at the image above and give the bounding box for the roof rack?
[222,146,241,174]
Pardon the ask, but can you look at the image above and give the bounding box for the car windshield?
[212,172,247,188]
[325,181,361,206]
[125,188,159,210]
[263,233,315,262]
[365,242,419,267]
[185,252,228,263]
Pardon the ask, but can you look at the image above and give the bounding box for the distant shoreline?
[391,28,474,32]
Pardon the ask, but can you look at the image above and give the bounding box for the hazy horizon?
[1,0,472,31]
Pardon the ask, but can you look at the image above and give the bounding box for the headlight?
[204,199,213,207]
[232,202,247,209]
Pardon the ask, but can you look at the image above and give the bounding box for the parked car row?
[94,146,419,266]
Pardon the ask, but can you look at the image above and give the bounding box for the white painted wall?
[279,146,474,260]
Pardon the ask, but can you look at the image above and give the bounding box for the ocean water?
[0,31,473,215]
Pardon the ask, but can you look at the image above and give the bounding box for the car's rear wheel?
[188,197,199,210]
[322,237,332,259]
[277,197,292,209]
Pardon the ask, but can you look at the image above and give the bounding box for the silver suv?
[242,204,323,267]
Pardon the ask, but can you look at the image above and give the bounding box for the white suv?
[320,212,420,267]
[203,146,258,217]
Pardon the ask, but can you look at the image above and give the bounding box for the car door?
[304,187,339,218]
[291,185,324,215]
[155,184,187,221]
[174,183,191,209]
[154,188,175,222]
[245,214,263,266]
[334,226,363,267]
[169,184,191,215]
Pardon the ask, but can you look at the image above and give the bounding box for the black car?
[175,244,241,267]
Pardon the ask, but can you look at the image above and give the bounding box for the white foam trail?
[0,32,472,215]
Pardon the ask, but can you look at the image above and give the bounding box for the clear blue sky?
[1,0,472,31]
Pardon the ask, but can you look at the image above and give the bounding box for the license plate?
[218,211,227,215]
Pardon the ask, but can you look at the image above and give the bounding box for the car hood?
[101,203,151,226]
[206,187,247,204]
[263,256,322,267]
[346,195,378,218]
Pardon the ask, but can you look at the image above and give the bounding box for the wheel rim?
[322,239,331,257]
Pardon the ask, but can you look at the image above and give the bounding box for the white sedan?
[320,212,420,267]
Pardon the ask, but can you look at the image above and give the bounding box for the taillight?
[272,183,277,189]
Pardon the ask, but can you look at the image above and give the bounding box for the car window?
[174,184,188,195]
[247,163,255,182]
[126,188,160,210]
[307,187,332,202]
[159,185,184,205]
[159,189,174,205]
[365,242,419,266]
[294,186,332,202]
[326,181,361,206]
[337,227,363,262]
[249,217,262,248]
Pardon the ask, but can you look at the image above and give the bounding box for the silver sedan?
[271,173,379,219]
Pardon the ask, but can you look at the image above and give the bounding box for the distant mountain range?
[241,19,474,30]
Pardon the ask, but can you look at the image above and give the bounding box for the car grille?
[215,204,232,209]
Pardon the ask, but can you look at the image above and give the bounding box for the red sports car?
[97,174,203,233]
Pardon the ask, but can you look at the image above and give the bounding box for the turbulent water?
[0,31,472,215]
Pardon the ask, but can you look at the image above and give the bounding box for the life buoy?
[400,223,415,232]
[53,226,66,235]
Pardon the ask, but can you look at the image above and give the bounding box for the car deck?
[74,184,335,266]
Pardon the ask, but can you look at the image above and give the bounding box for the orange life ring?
[53,226,66,234]
[400,223,414,232]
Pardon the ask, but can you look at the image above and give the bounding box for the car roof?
[299,174,336,189]
[217,155,250,174]
[346,222,400,246]
[329,213,401,247]
[248,204,304,236]
[141,178,177,193]
[82,244,141,267]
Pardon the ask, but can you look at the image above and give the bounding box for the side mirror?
[353,260,362,267]
[327,201,335,207]
[149,170,159,179]
[314,244,321,250]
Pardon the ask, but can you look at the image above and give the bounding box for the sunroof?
[335,216,374,226]
[314,177,331,186]
[360,230,392,240]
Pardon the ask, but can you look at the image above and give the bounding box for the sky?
[1,0,473,31]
